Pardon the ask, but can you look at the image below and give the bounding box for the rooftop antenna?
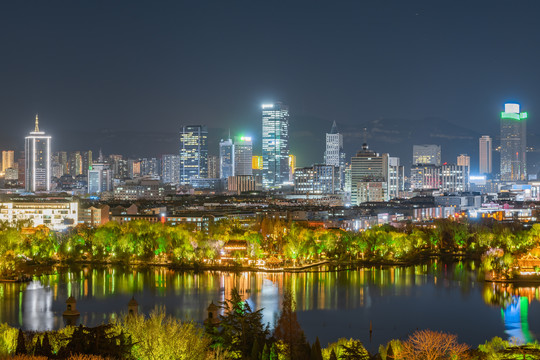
[34,114,39,132]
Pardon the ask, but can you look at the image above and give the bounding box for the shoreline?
[3,252,484,281]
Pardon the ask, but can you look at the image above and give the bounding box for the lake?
[0,260,538,352]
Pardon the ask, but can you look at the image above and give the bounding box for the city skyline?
[2,2,540,168]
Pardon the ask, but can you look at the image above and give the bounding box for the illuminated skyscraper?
[219,138,234,179]
[479,135,492,174]
[324,121,346,189]
[161,154,181,184]
[208,155,219,178]
[179,125,208,184]
[500,103,527,181]
[350,143,389,205]
[262,102,289,188]
[2,151,14,172]
[234,136,253,176]
[25,114,51,192]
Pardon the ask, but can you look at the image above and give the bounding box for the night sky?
[2,1,540,169]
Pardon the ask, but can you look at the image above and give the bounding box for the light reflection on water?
[0,261,538,351]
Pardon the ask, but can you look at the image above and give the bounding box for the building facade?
[25,115,51,192]
[413,144,441,166]
[262,103,290,188]
[2,151,14,172]
[161,154,181,185]
[500,103,527,181]
[219,138,234,180]
[479,135,492,175]
[350,144,389,205]
[234,136,253,176]
[324,121,346,189]
[180,125,208,184]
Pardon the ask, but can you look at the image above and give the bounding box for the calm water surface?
[0,261,538,351]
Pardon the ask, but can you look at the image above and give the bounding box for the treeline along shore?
[1,218,540,277]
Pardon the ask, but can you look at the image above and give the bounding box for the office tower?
[55,151,68,175]
[262,102,290,188]
[127,159,141,179]
[294,164,339,194]
[2,151,14,172]
[410,164,440,190]
[25,115,51,192]
[234,136,253,176]
[108,154,128,179]
[207,155,219,178]
[288,154,296,183]
[141,158,160,178]
[81,151,93,176]
[252,156,263,171]
[413,144,441,165]
[479,135,492,174]
[68,152,82,176]
[325,121,346,189]
[219,138,234,179]
[350,144,389,205]
[457,154,470,167]
[162,154,181,184]
[388,157,404,199]
[441,163,469,192]
[457,154,471,182]
[500,103,527,181]
[179,125,208,184]
[88,163,113,194]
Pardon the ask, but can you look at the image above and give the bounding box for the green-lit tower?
[500,103,527,181]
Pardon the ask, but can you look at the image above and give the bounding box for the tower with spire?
[25,114,51,192]
[324,121,346,190]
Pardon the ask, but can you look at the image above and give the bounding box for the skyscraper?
[88,163,113,194]
[262,102,290,188]
[219,138,234,180]
[500,103,527,181]
[350,143,389,205]
[207,155,219,178]
[25,115,51,192]
[161,154,181,185]
[234,136,253,176]
[179,125,208,184]
[479,135,492,175]
[324,121,346,189]
[2,151,14,172]
[413,145,441,166]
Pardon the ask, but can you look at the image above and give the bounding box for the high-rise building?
[81,151,93,177]
[161,154,181,185]
[234,136,253,176]
[25,115,51,192]
[180,125,208,184]
[88,163,113,194]
[288,154,296,183]
[252,156,263,171]
[388,157,404,199]
[350,144,389,205]
[479,135,492,174]
[141,158,160,178]
[2,151,14,172]
[413,145,441,166]
[219,138,234,179]
[262,102,290,188]
[294,164,339,194]
[500,103,527,181]
[324,121,346,189]
[208,155,219,178]
[68,151,82,176]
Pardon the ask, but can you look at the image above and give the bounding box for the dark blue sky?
[1,1,540,167]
